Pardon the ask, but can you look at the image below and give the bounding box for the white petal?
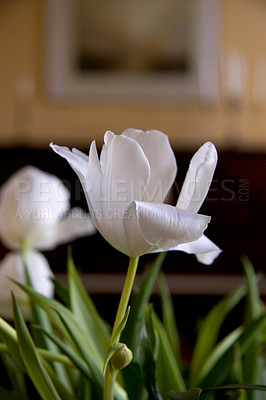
[122,129,177,202]
[50,142,96,217]
[173,235,222,265]
[28,208,96,251]
[0,250,54,320]
[196,250,221,265]
[72,147,89,162]
[50,143,88,184]
[51,141,100,237]
[121,203,154,257]
[0,166,69,250]
[122,201,210,257]
[87,140,103,204]
[176,142,217,213]
[97,131,151,204]
[87,132,150,253]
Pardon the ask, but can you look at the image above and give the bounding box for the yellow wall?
[1,0,266,151]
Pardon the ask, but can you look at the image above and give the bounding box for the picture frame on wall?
[44,0,219,103]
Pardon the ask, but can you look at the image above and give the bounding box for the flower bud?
[110,344,132,371]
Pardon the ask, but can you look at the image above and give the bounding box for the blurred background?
[0,0,266,346]
[1,0,266,150]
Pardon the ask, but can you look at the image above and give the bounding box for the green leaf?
[195,326,243,386]
[242,256,264,400]
[199,349,233,390]
[38,326,93,382]
[230,343,248,400]
[0,386,20,400]
[75,375,92,400]
[198,313,266,387]
[152,312,186,397]
[33,310,72,392]
[12,294,61,400]
[68,250,110,363]
[36,347,73,367]
[53,311,104,399]
[15,281,126,400]
[23,261,72,391]
[0,317,25,372]
[39,326,126,400]
[253,356,266,400]
[231,342,247,389]
[51,278,70,307]
[168,385,266,400]
[23,258,47,349]
[43,360,75,400]
[242,256,263,323]
[121,306,161,400]
[157,273,182,368]
[121,362,147,400]
[239,314,266,354]
[145,305,159,360]
[168,388,202,400]
[136,306,162,400]
[189,284,247,386]
[1,353,28,400]
[205,384,266,395]
[14,281,103,370]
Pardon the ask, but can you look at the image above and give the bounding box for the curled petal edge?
[172,235,222,265]
[123,201,211,256]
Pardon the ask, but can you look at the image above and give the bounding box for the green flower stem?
[21,239,29,261]
[111,256,139,342]
[103,365,116,400]
[104,256,139,400]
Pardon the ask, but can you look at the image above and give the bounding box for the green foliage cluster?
[0,253,266,400]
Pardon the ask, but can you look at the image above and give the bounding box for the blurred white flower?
[0,166,96,251]
[0,250,54,319]
[51,129,221,263]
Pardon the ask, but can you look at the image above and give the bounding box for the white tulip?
[51,129,221,263]
[0,166,96,251]
[0,250,54,320]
